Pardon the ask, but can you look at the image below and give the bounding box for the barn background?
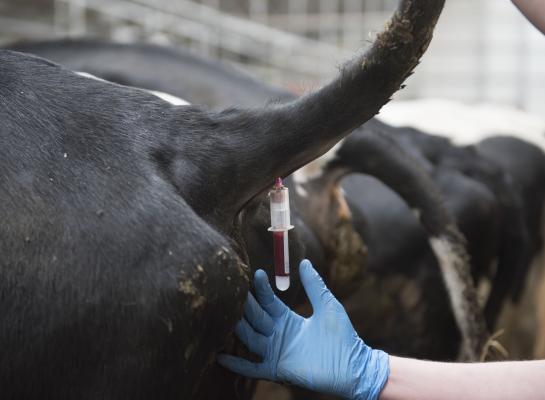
[1,0,544,115]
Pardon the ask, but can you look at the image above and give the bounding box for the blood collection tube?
[268,177,294,291]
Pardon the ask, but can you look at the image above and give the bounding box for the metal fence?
[1,0,544,114]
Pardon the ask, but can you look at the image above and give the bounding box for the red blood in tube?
[273,231,288,277]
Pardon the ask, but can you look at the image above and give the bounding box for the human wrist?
[352,341,390,400]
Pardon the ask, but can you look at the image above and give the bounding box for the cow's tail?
[196,0,445,222]
[324,126,490,361]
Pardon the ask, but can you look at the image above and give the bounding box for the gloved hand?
[217,259,389,400]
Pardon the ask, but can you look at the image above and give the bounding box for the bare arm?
[512,0,545,34]
[381,356,545,400]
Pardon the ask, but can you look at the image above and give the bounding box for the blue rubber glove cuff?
[352,344,390,400]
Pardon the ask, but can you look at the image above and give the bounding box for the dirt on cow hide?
[493,255,543,359]
[495,215,545,360]
[490,207,545,360]
[327,213,368,298]
[533,259,545,358]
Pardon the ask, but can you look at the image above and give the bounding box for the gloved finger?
[254,269,289,319]
[244,292,274,337]
[299,259,337,313]
[217,354,271,380]
[235,319,268,357]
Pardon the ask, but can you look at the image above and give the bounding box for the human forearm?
[380,356,545,400]
[512,0,545,34]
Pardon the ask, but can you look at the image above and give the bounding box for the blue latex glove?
[217,259,389,400]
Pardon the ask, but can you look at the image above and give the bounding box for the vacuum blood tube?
[268,177,294,291]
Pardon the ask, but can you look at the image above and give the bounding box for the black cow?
[14,39,545,362]
[8,41,511,362]
[0,1,446,398]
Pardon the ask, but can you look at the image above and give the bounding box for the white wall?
[400,0,545,115]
